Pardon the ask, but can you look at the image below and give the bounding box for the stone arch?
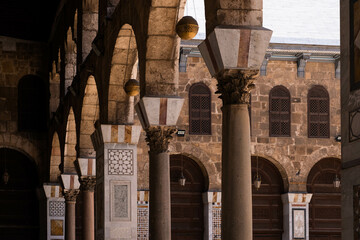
[79,75,99,157]
[64,108,77,173]
[65,27,77,92]
[50,132,61,182]
[82,0,99,60]
[108,24,138,124]
[168,143,220,190]
[252,154,290,192]
[0,134,41,166]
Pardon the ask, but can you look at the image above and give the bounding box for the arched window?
[189,83,211,135]
[18,75,48,131]
[269,86,291,137]
[308,86,330,138]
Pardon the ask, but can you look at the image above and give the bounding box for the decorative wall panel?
[108,149,134,175]
[49,201,65,217]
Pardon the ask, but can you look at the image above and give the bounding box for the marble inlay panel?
[108,149,134,175]
[51,219,64,236]
[111,181,131,221]
[293,209,306,239]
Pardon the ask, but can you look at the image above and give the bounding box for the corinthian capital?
[80,177,96,191]
[145,126,177,154]
[216,69,259,105]
[64,189,80,202]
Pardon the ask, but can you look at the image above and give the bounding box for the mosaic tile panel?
[212,206,221,240]
[108,149,134,175]
[137,206,149,240]
[49,201,65,217]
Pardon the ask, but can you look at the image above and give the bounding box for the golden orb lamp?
[124,79,140,96]
[176,16,199,40]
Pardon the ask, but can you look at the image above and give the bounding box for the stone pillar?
[61,174,80,240]
[135,96,184,240]
[282,193,312,240]
[82,0,98,61]
[199,26,272,240]
[76,157,96,240]
[91,124,141,240]
[43,184,66,240]
[203,192,214,240]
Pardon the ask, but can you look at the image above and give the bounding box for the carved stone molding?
[64,189,80,202]
[145,126,177,153]
[80,177,96,191]
[216,69,259,105]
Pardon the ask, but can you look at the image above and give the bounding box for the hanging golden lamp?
[124,79,140,96]
[333,159,340,188]
[176,16,199,40]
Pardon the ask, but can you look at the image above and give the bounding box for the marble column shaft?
[81,177,96,240]
[145,126,176,240]
[217,70,258,240]
[64,190,79,240]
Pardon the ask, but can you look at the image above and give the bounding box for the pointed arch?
[79,75,99,157]
[108,24,138,124]
[50,132,61,182]
[65,27,77,92]
[64,108,77,173]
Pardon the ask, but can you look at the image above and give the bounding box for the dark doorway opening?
[251,156,284,240]
[0,148,39,240]
[170,154,207,240]
[307,158,341,240]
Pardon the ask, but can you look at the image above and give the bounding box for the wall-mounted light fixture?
[253,156,261,190]
[335,135,341,142]
[178,155,186,187]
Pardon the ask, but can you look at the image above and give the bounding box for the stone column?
[203,192,214,240]
[76,158,96,240]
[199,26,272,240]
[61,174,80,240]
[43,184,66,240]
[282,193,312,240]
[135,96,184,240]
[81,178,96,240]
[146,126,176,240]
[91,124,141,240]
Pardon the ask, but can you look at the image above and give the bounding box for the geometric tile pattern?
[49,201,65,217]
[108,149,133,175]
[212,206,222,240]
[137,205,149,240]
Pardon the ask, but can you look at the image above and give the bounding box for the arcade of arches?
[0,0,357,239]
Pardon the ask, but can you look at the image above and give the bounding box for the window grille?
[269,86,291,137]
[308,86,329,138]
[189,83,211,135]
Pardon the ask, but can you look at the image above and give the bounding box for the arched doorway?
[307,158,341,240]
[0,148,39,239]
[170,154,207,240]
[251,156,285,240]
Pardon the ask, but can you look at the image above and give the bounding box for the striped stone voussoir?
[43,183,63,198]
[135,96,184,129]
[92,124,142,148]
[77,157,96,177]
[198,26,272,77]
[60,174,80,190]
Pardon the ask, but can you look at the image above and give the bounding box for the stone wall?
[136,55,341,192]
[0,36,48,180]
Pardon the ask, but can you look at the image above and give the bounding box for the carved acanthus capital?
[80,177,96,191]
[145,126,177,154]
[63,189,80,202]
[216,69,259,105]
